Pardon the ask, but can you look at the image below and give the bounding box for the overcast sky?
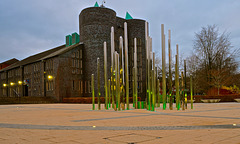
[0,0,239,64]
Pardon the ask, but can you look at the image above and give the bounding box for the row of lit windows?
[46,81,54,91]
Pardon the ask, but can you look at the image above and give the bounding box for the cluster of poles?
[92,22,194,111]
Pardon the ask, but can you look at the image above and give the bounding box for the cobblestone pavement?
[0,103,240,144]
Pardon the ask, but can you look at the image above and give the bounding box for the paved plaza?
[0,103,240,144]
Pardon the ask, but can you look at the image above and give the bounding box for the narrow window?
[72,80,75,90]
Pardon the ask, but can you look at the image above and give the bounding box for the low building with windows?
[0,3,148,102]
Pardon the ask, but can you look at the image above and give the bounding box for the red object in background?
[0,58,19,70]
[207,87,235,96]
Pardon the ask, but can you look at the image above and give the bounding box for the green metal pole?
[162,24,166,110]
[115,52,118,110]
[97,58,101,110]
[133,67,135,108]
[117,53,121,111]
[147,37,152,110]
[108,79,111,108]
[119,37,124,110]
[92,74,95,110]
[113,70,116,110]
[184,60,187,109]
[149,53,152,111]
[155,67,157,108]
[190,75,193,109]
[111,67,114,108]
[124,22,129,110]
[145,21,149,110]
[152,69,155,111]
[175,54,180,110]
[168,30,173,110]
[134,38,138,109]
[181,71,185,110]
[152,53,155,110]
[104,42,108,110]
[157,79,160,107]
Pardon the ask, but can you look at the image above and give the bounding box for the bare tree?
[189,25,239,94]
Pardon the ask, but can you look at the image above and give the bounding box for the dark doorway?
[24,85,28,96]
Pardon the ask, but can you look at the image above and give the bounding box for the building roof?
[0,43,83,72]
[0,58,19,65]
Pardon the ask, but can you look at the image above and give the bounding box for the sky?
[0,0,240,65]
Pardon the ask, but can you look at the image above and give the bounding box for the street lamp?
[3,84,7,87]
[10,82,14,86]
[18,81,22,85]
[48,75,53,80]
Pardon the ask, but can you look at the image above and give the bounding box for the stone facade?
[0,6,147,101]
[79,7,147,100]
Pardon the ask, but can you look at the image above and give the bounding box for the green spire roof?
[125,12,133,20]
[94,2,99,7]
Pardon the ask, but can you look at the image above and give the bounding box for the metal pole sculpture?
[145,21,149,110]
[181,71,185,110]
[155,67,157,108]
[92,74,95,110]
[112,69,116,110]
[150,52,153,110]
[120,36,125,110]
[134,38,138,109]
[190,75,193,109]
[116,53,121,111]
[111,27,115,67]
[157,79,160,107]
[184,60,187,109]
[114,52,118,110]
[175,53,180,110]
[97,58,101,110]
[168,30,173,110]
[124,22,129,110]
[152,69,155,111]
[111,66,115,109]
[148,37,152,110]
[161,24,166,110]
[110,26,114,109]
[152,52,155,110]
[108,79,111,108]
[104,42,108,110]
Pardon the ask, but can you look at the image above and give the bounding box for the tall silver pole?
[111,27,115,68]
[145,21,149,108]
[104,42,108,110]
[124,22,129,110]
[97,58,101,110]
[152,52,155,110]
[148,37,152,110]
[134,38,138,109]
[92,74,95,110]
[114,52,118,110]
[168,30,173,110]
[116,53,120,111]
[161,24,166,110]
